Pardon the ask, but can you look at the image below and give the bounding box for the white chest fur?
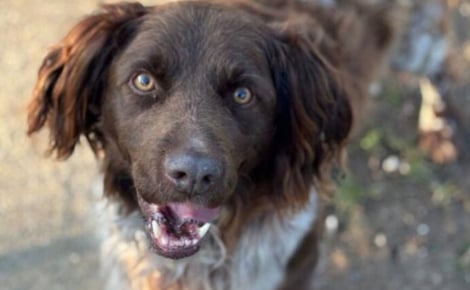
[99,191,318,290]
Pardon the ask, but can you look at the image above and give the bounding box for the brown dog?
[27,1,394,289]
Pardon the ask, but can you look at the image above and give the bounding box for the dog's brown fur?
[27,1,395,289]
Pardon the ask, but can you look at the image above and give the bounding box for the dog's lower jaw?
[137,194,221,259]
[100,189,319,290]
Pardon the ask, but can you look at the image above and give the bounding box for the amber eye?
[233,87,253,105]
[132,72,156,92]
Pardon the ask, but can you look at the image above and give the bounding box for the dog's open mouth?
[137,195,220,259]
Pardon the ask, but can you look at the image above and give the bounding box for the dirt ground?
[0,1,469,290]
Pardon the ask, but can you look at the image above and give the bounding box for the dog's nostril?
[172,171,188,180]
[201,175,212,185]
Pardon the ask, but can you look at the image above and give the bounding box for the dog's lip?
[137,195,220,259]
[137,195,220,224]
[166,202,220,224]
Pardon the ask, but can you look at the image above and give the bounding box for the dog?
[27,1,394,289]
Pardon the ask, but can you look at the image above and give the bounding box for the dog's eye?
[233,87,253,105]
[132,72,157,92]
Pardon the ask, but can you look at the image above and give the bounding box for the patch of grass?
[385,133,412,152]
[335,176,371,212]
[457,243,470,272]
[359,125,416,157]
[360,129,383,152]
[380,81,405,107]
[403,148,434,181]
[431,181,462,207]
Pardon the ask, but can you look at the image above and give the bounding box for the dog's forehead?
[144,2,266,37]
[132,2,271,66]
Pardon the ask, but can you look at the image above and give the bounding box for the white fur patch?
[99,190,318,290]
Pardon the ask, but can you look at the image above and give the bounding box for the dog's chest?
[227,192,318,290]
[101,192,318,290]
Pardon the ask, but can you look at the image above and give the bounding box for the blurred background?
[0,0,469,289]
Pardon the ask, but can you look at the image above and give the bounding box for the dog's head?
[28,1,352,259]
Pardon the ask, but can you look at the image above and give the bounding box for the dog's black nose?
[164,153,223,195]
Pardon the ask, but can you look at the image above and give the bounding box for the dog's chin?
[137,195,220,259]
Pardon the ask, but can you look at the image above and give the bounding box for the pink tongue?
[167,203,220,223]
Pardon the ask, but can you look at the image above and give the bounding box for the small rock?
[374,233,388,248]
[325,214,339,234]
[417,223,430,236]
[382,155,400,173]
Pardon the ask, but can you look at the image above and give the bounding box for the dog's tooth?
[152,220,161,238]
[160,235,169,247]
[183,238,191,247]
[198,223,211,238]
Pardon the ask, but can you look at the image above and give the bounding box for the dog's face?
[28,1,352,259]
[104,4,277,258]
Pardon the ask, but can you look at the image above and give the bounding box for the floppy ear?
[27,3,147,159]
[267,27,353,204]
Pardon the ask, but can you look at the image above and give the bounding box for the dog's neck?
[100,190,318,290]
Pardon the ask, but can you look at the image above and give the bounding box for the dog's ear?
[267,24,353,204]
[27,3,147,159]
